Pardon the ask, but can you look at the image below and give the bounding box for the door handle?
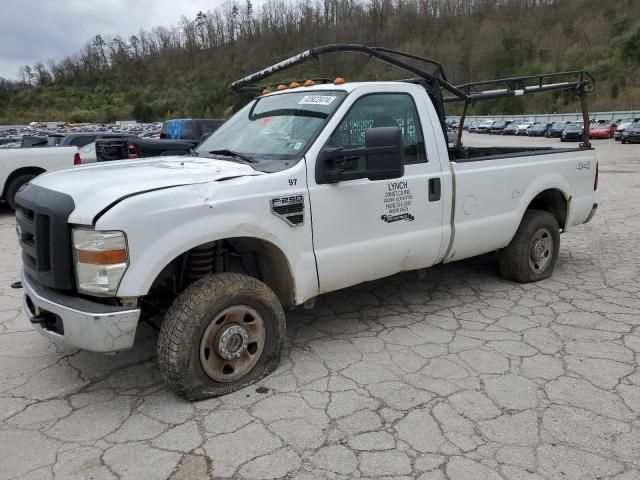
[429,178,441,202]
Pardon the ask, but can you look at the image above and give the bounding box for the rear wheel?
[5,174,36,210]
[499,210,560,283]
[622,139,627,144]
[158,273,286,400]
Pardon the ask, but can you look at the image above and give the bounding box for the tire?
[158,272,286,400]
[499,209,560,283]
[5,174,36,210]
[560,137,565,142]
[622,139,626,144]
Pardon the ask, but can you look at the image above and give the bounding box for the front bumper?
[22,271,140,352]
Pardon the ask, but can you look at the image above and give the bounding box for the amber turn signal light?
[76,249,128,265]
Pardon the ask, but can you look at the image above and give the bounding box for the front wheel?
[158,273,286,400]
[499,210,560,283]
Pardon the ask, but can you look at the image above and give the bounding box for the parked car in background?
[467,121,482,133]
[515,121,533,135]
[476,119,495,133]
[621,122,640,144]
[1,147,80,209]
[160,118,225,142]
[527,122,552,137]
[561,122,584,142]
[95,118,226,162]
[589,122,616,139]
[501,122,517,135]
[489,120,512,134]
[614,119,636,140]
[546,122,568,138]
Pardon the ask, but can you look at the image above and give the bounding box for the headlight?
[73,229,129,296]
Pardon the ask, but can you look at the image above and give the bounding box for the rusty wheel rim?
[528,227,553,274]
[199,305,266,383]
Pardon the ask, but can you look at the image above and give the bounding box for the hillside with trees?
[1,0,639,124]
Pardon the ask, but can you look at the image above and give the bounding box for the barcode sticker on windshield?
[298,95,336,106]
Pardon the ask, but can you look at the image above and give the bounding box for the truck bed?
[448,146,587,162]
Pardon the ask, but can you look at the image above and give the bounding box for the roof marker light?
[334,77,346,85]
[276,84,287,91]
[304,79,316,87]
[290,81,301,88]
[262,88,272,95]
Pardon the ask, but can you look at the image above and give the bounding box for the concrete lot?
[1,135,639,480]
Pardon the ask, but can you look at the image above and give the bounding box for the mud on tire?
[157,273,286,400]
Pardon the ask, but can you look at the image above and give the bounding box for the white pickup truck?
[15,45,598,399]
[1,146,80,209]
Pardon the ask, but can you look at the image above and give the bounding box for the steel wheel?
[199,305,266,383]
[528,227,553,274]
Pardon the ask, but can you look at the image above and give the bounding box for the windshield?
[196,91,347,162]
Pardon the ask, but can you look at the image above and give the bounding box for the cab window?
[327,93,427,165]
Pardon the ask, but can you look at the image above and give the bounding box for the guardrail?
[450,110,640,123]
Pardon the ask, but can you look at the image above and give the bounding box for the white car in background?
[0,147,80,210]
[515,122,533,135]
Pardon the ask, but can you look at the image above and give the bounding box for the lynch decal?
[382,181,414,221]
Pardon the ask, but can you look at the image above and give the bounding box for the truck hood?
[32,156,264,225]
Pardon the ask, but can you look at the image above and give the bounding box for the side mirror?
[364,126,404,181]
[316,126,404,184]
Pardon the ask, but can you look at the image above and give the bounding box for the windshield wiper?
[208,149,258,164]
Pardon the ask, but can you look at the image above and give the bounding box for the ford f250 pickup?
[15,45,598,399]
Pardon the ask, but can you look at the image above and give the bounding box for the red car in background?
[589,122,617,139]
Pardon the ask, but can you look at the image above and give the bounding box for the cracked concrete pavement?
[1,135,639,479]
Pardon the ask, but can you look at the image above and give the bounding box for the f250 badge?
[270,195,305,226]
[576,161,592,170]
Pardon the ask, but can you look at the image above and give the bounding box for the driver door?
[306,87,446,294]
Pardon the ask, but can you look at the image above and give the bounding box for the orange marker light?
[276,84,287,91]
[77,249,128,265]
[334,77,346,85]
[290,81,301,88]
[304,79,316,87]
[261,88,272,95]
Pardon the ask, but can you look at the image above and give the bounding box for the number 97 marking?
[289,179,297,186]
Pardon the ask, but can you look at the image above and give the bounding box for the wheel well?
[228,237,295,307]
[2,167,45,198]
[526,189,567,229]
[147,237,296,310]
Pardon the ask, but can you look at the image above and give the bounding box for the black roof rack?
[230,44,595,148]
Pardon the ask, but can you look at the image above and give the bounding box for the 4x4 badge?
[576,161,591,170]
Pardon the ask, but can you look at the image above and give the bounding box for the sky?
[0,0,224,79]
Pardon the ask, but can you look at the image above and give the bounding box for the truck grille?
[15,184,76,290]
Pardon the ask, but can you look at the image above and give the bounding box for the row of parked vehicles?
[464,118,640,143]
[0,118,225,209]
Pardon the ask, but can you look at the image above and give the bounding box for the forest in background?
[1,0,639,124]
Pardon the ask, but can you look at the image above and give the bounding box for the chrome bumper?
[22,271,140,352]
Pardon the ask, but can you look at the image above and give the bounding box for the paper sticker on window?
[299,95,336,106]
